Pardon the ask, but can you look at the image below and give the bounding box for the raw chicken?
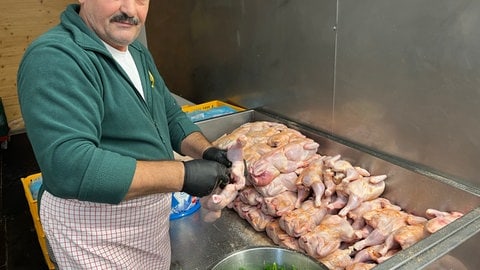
[244,205,275,231]
[238,186,263,206]
[249,138,319,186]
[353,243,401,265]
[330,158,362,184]
[266,128,306,148]
[425,209,463,233]
[208,121,465,270]
[364,214,428,257]
[213,121,286,149]
[230,197,255,220]
[279,199,327,237]
[347,197,402,230]
[200,183,239,222]
[353,244,383,264]
[346,262,377,270]
[261,190,298,217]
[319,248,354,270]
[200,135,247,222]
[392,222,429,250]
[353,208,409,251]
[243,142,272,165]
[254,172,298,197]
[322,168,337,203]
[227,135,248,189]
[265,220,301,250]
[337,175,387,217]
[298,214,359,258]
[296,156,326,207]
[231,196,275,231]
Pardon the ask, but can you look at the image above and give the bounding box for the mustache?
[111,13,140,25]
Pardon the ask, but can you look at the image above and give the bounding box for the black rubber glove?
[202,147,232,168]
[182,159,230,197]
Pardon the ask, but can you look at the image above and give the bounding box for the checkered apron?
[39,190,171,269]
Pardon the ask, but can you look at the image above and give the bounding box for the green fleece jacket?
[17,4,200,204]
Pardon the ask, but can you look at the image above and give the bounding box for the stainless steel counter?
[169,208,273,270]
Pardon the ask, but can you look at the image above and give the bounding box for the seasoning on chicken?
[425,209,463,233]
[261,190,298,217]
[336,175,387,217]
[353,208,410,251]
[249,138,319,186]
[299,214,360,259]
[265,219,301,250]
[254,171,298,197]
[347,197,401,230]
[319,248,354,270]
[391,222,429,250]
[279,199,327,238]
[346,262,377,270]
[238,186,263,206]
[296,156,326,207]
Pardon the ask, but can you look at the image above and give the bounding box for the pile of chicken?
[200,121,463,270]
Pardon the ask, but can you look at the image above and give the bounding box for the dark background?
[0,133,47,270]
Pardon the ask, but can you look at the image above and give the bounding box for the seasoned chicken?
[425,209,463,233]
[299,214,359,258]
[353,208,409,251]
[353,244,383,263]
[261,190,298,217]
[319,248,354,270]
[238,186,263,206]
[392,222,429,250]
[347,197,401,230]
[296,156,326,207]
[265,219,301,251]
[213,121,286,149]
[209,121,465,270]
[244,205,275,231]
[337,175,387,217]
[249,138,319,186]
[267,128,305,148]
[346,262,377,270]
[254,171,298,197]
[279,199,327,237]
[230,197,255,220]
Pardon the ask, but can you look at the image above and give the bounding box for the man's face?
[78,0,149,51]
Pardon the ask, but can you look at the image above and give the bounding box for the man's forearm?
[124,160,184,200]
[180,131,212,159]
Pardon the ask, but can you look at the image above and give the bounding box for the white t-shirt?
[103,42,145,99]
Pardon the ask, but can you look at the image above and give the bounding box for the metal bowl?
[211,246,329,270]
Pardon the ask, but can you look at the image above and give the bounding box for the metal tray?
[170,109,480,270]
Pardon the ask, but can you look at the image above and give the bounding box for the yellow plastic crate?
[21,173,55,270]
[181,100,244,113]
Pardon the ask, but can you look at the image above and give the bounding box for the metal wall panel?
[334,0,480,188]
[146,0,337,130]
[146,0,480,188]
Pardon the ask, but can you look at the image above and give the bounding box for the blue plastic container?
[170,192,200,220]
[29,176,43,200]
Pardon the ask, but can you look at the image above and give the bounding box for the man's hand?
[202,147,232,168]
[181,159,230,197]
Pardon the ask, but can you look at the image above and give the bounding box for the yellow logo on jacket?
[148,71,155,88]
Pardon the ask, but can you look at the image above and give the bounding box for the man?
[17,0,231,269]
